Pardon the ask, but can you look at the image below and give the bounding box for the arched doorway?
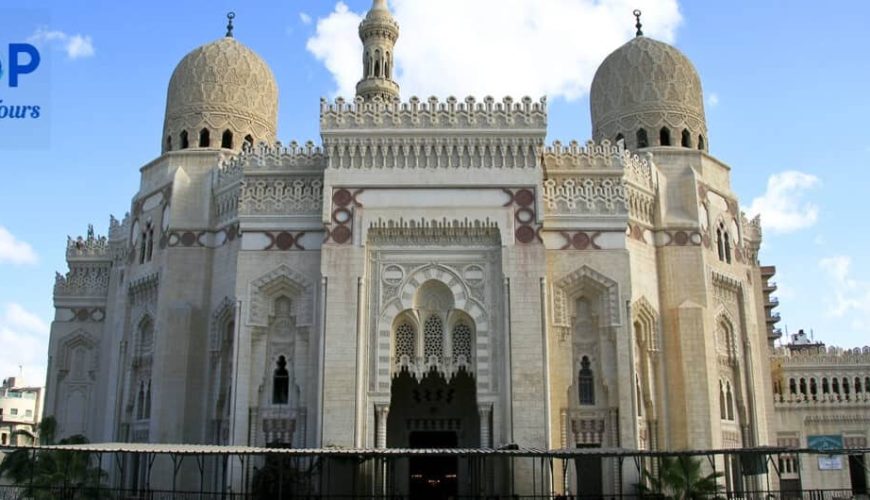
[385,279,481,497]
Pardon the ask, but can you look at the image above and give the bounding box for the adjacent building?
[0,377,43,446]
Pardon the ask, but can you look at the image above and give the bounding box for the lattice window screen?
[452,323,472,364]
[423,315,443,362]
[395,323,415,362]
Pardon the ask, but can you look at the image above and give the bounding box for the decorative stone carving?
[247,265,313,328]
[54,264,111,298]
[238,177,323,216]
[591,36,708,151]
[552,265,621,340]
[367,217,500,246]
[163,37,278,152]
[321,95,547,131]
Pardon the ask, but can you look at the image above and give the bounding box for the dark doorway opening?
[409,431,458,499]
[575,443,603,497]
[850,454,868,495]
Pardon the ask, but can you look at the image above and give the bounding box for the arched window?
[788,378,796,395]
[244,135,254,150]
[136,382,145,420]
[799,378,807,396]
[843,378,850,399]
[145,223,154,262]
[716,225,725,261]
[856,377,863,393]
[166,136,172,151]
[681,129,691,148]
[698,135,705,151]
[832,378,840,395]
[723,232,732,263]
[423,315,443,363]
[578,356,595,405]
[726,382,734,420]
[385,52,391,78]
[865,377,870,393]
[199,128,210,148]
[719,381,727,419]
[374,50,382,77]
[180,130,189,149]
[659,127,671,146]
[451,322,472,366]
[272,356,289,404]
[395,322,415,364]
[615,133,625,146]
[810,378,818,399]
[221,130,233,149]
[636,129,649,148]
[144,380,151,418]
[822,377,830,394]
[364,51,370,77]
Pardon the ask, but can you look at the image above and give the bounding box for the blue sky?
[0,0,868,386]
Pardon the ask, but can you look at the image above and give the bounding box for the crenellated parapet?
[66,225,110,260]
[214,141,326,224]
[541,140,656,224]
[773,345,870,366]
[321,95,547,131]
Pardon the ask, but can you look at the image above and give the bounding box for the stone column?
[375,404,390,449]
[478,403,492,448]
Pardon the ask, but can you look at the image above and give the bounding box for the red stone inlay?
[572,232,591,249]
[333,189,353,207]
[180,232,197,247]
[276,232,295,250]
[674,231,689,246]
[514,189,534,207]
[332,225,352,244]
[516,225,536,243]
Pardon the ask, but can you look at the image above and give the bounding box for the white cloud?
[27,28,95,60]
[707,92,719,107]
[747,171,820,234]
[0,226,38,265]
[0,303,49,387]
[307,0,682,99]
[819,256,870,331]
[300,12,313,25]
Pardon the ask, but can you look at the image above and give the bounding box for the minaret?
[356,0,400,101]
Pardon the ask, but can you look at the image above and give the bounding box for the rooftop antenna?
[226,12,235,38]
[633,9,643,37]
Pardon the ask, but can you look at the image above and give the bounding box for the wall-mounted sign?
[807,435,843,451]
[817,456,843,470]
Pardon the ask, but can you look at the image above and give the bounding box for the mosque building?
[43,1,868,496]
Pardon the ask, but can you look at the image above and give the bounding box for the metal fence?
[0,445,867,499]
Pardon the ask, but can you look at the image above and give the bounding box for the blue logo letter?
[8,43,41,87]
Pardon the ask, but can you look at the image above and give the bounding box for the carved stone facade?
[44,1,804,497]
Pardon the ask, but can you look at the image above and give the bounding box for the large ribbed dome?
[590,36,708,152]
[162,37,277,153]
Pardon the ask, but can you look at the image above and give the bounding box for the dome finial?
[226,12,235,38]
[633,9,643,37]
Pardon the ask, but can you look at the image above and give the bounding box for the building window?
[726,382,735,420]
[136,382,145,420]
[180,130,189,149]
[395,322,415,364]
[145,380,151,418]
[0,433,6,445]
[10,408,18,416]
[244,135,254,149]
[199,128,210,148]
[719,380,727,419]
[423,315,444,364]
[452,322,472,365]
[272,356,289,405]
[615,133,624,146]
[681,129,691,148]
[221,130,233,149]
[659,127,671,146]
[578,356,595,405]
[698,135,706,151]
[166,135,172,151]
[636,129,649,148]
[716,222,731,263]
[788,378,796,395]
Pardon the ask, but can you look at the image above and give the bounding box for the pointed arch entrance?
[386,279,481,498]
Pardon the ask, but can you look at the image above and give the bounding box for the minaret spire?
[356,0,400,101]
